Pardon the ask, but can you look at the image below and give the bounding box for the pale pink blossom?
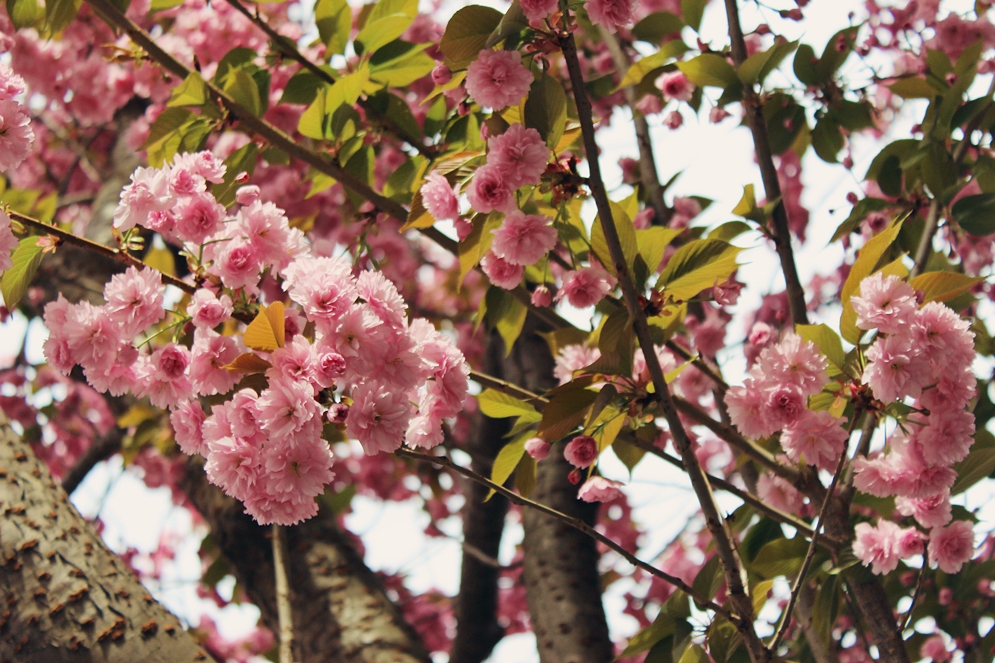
[928,520,975,574]
[283,256,358,330]
[585,0,637,32]
[852,436,957,499]
[853,520,903,575]
[405,412,444,449]
[557,266,615,308]
[235,185,261,206]
[346,383,413,455]
[214,237,262,290]
[755,333,828,397]
[757,472,804,516]
[896,491,952,529]
[554,344,601,384]
[421,172,460,221]
[525,437,550,460]
[910,409,975,467]
[920,635,951,662]
[761,383,807,428]
[465,49,534,109]
[261,436,335,505]
[712,277,743,306]
[491,211,558,266]
[862,334,930,403]
[171,400,208,457]
[190,329,240,396]
[564,435,598,468]
[520,0,558,20]
[113,166,171,231]
[0,211,16,273]
[466,164,516,214]
[657,71,694,102]
[912,302,975,370]
[188,289,233,329]
[851,272,918,334]
[480,251,524,290]
[356,270,407,329]
[205,435,262,500]
[174,192,226,245]
[896,528,926,558]
[632,345,678,384]
[664,111,683,130]
[531,285,552,307]
[0,98,33,172]
[781,409,848,471]
[486,124,550,189]
[725,384,776,439]
[136,344,193,409]
[103,267,166,338]
[578,476,624,502]
[256,377,321,440]
[709,107,732,123]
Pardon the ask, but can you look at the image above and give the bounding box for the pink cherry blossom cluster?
[725,333,847,471]
[40,152,470,526]
[464,49,534,110]
[0,62,33,173]
[847,273,977,574]
[467,123,550,217]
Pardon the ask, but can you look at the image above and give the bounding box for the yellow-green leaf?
[477,389,538,418]
[615,39,689,90]
[314,0,351,56]
[657,239,742,303]
[524,73,567,149]
[538,387,599,442]
[439,5,503,67]
[796,324,846,370]
[485,435,527,500]
[1,237,44,310]
[355,0,419,54]
[677,53,739,89]
[909,272,983,305]
[839,216,904,344]
[590,202,638,278]
[167,72,207,108]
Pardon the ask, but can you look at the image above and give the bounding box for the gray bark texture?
[180,461,431,663]
[0,411,212,663]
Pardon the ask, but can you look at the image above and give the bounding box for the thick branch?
[272,524,295,663]
[558,32,766,660]
[723,0,808,327]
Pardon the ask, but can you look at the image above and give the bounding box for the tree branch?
[395,447,733,621]
[61,428,124,495]
[723,0,808,327]
[558,31,766,661]
[272,524,295,663]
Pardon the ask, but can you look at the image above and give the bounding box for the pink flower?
[346,382,413,455]
[466,164,516,214]
[136,343,193,409]
[912,302,975,370]
[853,520,903,575]
[205,435,262,500]
[214,237,262,290]
[405,411,445,449]
[712,277,743,306]
[190,329,240,396]
[283,256,358,331]
[520,0,558,20]
[421,172,460,221]
[0,98,33,172]
[897,490,952,529]
[578,476,624,502]
[356,270,407,329]
[725,383,776,439]
[103,267,166,338]
[525,437,550,460]
[896,528,926,558]
[188,289,234,329]
[657,72,694,102]
[531,285,552,307]
[554,344,601,384]
[664,111,683,130]
[928,520,975,574]
[755,333,828,397]
[480,251,524,290]
[174,192,226,245]
[564,435,598,468]
[910,409,975,467]
[486,124,550,189]
[862,334,930,403]
[490,211,558,266]
[0,211,17,273]
[236,185,261,206]
[311,344,347,389]
[761,383,807,428]
[585,0,636,32]
[260,435,335,507]
[171,400,208,456]
[113,166,171,231]
[920,635,951,662]
[781,409,848,471]
[256,376,321,440]
[465,50,534,109]
[757,472,804,516]
[709,107,732,123]
[851,273,918,334]
[557,267,615,308]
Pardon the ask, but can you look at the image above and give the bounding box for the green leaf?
[458,212,503,286]
[707,220,752,242]
[280,68,330,106]
[750,536,810,579]
[793,43,818,86]
[167,72,208,108]
[211,142,259,208]
[680,0,709,32]
[952,192,995,236]
[676,53,739,89]
[613,436,647,474]
[44,0,79,33]
[590,202,638,278]
[298,67,369,140]
[370,43,435,87]
[796,324,846,371]
[586,405,625,453]
[439,5,504,67]
[909,271,983,304]
[951,429,995,495]
[355,0,419,54]
[619,610,676,658]
[6,0,40,29]
[486,435,527,500]
[751,579,773,617]
[615,40,690,90]
[491,287,527,355]
[635,226,681,286]
[631,11,684,44]
[811,116,845,163]
[515,454,536,498]
[738,40,798,86]
[477,389,538,419]
[839,217,904,344]
[1,237,44,310]
[678,644,710,663]
[149,0,183,11]
[691,555,723,606]
[223,68,263,116]
[888,76,939,99]
[524,73,567,149]
[369,90,423,143]
[314,0,351,55]
[538,386,598,442]
[656,238,742,303]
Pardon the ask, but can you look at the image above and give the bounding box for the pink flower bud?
[525,437,550,460]
[531,286,552,308]
[431,64,452,86]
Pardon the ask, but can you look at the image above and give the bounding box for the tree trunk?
[0,412,212,663]
[510,325,614,663]
[180,462,431,663]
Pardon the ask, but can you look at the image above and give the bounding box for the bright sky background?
[3,0,995,661]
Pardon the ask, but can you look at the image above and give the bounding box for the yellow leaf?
[401,188,435,231]
[554,125,581,153]
[117,404,157,429]
[244,301,286,352]
[224,353,274,373]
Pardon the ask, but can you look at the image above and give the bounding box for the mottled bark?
[795,583,838,663]
[511,323,612,663]
[449,332,512,663]
[0,412,211,663]
[180,462,430,663]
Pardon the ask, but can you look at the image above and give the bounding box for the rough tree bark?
[449,331,513,663]
[514,327,614,663]
[0,411,212,663]
[179,461,431,663]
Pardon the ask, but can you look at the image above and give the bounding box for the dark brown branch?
[61,428,124,495]
[395,447,733,620]
[723,0,808,328]
[10,211,197,295]
[558,31,766,661]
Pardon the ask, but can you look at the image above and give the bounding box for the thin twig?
[899,565,927,631]
[395,447,734,620]
[769,416,870,652]
[558,31,768,661]
[272,523,295,663]
[469,370,549,406]
[723,0,808,328]
[666,339,729,392]
[9,210,197,295]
